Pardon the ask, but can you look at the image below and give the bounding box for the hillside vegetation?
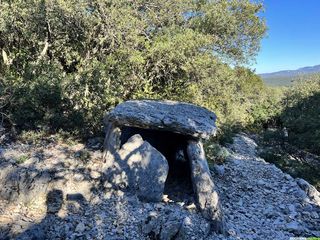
[260,64,320,86]
[261,75,299,87]
[0,0,319,158]
[257,73,320,155]
[0,0,269,138]
[280,74,320,155]
[258,74,320,189]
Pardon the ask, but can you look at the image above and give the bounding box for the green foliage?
[255,75,320,190]
[280,75,320,155]
[74,149,91,164]
[262,129,285,143]
[18,130,48,145]
[259,147,320,190]
[262,75,299,87]
[205,141,230,164]
[18,129,79,145]
[250,86,285,129]
[16,154,29,164]
[0,0,266,137]
[254,74,320,156]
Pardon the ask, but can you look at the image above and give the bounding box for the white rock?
[311,211,319,219]
[105,100,217,139]
[257,179,265,186]
[213,164,225,177]
[75,222,86,233]
[118,134,169,202]
[286,221,303,234]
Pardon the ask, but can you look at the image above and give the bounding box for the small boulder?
[296,178,320,205]
[75,222,86,233]
[118,134,169,202]
[160,215,183,240]
[286,221,305,235]
[213,164,225,177]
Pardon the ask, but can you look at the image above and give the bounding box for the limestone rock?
[103,122,121,162]
[141,210,210,240]
[141,211,161,236]
[286,221,304,235]
[296,178,320,205]
[186,140,225,233]
[75,222,86,233]
[105,100,217,139]
[0,162,20,200]
[160,221,182,240]
[118,134,169,202]
[0,162,51,203]
[213,164,225,177]
[160,213,183,240]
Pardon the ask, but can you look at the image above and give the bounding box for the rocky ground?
[212,134,320,239]
[0,133,319,239]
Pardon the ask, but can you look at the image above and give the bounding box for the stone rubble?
[209,133,320,240]
[0,133,319,239]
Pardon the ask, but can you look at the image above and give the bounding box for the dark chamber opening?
[120,126,194,202]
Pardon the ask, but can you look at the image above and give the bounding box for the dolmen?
[103,100,224,233]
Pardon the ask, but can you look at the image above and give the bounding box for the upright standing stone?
[187,140,225,233]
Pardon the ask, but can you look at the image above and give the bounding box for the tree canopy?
[0,0,267,136]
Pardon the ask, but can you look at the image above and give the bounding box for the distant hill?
[259,64,320,86]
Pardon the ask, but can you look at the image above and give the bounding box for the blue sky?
[253,0,320,74]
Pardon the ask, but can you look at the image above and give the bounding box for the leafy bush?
[280,75,320,155]
[205,141,230,164]
[250,87,285,130]
[259,147,320,190]
[0,75,13,129]
[262,129,285,143]
[0,0,267,138]
[18,129,78,146]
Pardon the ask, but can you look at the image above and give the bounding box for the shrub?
[0,0,266,138]
[280,75,320,155]
[205,141,230,164]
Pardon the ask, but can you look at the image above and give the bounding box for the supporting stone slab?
[105,100,217,139]
[187,140,225,233]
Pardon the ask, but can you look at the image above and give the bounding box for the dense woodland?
[0,0,319,157]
